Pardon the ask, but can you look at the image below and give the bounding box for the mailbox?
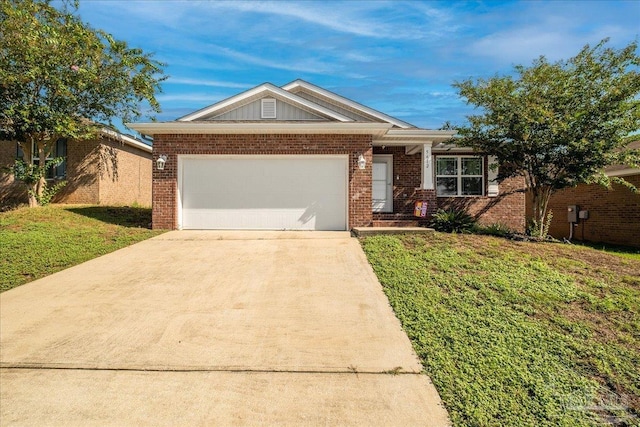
[567,205,579,223]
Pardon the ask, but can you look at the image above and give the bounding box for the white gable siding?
[210,99,326,121]
[290,91,376,122]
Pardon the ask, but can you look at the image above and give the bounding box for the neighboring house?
[129,79,525,231]
[0,129,152,208]
[533,141,640,248]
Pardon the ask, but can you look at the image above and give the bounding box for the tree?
[453,39,640,238]
[0,0,166,206]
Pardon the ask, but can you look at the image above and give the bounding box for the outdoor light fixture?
[156,155,167,170]
[357,154,366,170]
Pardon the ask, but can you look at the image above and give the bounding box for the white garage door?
[179,155,348,230]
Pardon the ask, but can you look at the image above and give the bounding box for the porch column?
[420,142,434,190]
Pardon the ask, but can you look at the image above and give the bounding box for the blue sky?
[73,0,639,132]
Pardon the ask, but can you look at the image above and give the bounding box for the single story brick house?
[129,80,525,231]
[0,129,152,208]
[533,141,640,248]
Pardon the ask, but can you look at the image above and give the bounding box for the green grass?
[361,233,640,427]
[0,205,164,292]
[575,241,640,261]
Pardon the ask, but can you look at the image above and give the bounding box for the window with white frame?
[436,156,484,196]
[16,139,67,180]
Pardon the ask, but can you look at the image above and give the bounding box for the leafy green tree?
[0,0,166,206]
[453,39,640,238]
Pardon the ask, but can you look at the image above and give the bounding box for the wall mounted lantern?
[156,154,167,170]
[357,154,366,170]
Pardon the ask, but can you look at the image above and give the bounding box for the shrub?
[527,210,554,240]
[32,180,67,206]
[430,208,476,233]
[475,222,513,237]
[13,158,67,206]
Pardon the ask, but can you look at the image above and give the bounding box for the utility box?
[567,205,579,223]
[579,210,589,220]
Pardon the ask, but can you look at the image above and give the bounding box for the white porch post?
[421,142,434,190]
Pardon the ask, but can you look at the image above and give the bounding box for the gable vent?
[261,98,277,119]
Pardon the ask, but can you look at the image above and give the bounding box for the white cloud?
[470,28,578,65]
[211,1,399,39]
[464,1,639,66]
[204,0,455,40]
[166,78,253,89]
[156,94,226,103]
[343,52,378,63]
[210,45,337,74]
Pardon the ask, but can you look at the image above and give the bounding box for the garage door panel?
[180,156,347,230]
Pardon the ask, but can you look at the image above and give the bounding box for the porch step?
[351,227,435,237]
[372,219,420,227]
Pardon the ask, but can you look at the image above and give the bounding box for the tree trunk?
[26,142,47,207]
[28,184,38,207]
[530,185,553,239]
[37,147,46,202]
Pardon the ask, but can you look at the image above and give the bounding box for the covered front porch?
[370,129,499,227]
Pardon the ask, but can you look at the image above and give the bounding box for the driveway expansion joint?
[0,364,422,375]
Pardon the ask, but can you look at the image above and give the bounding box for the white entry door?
[372,155,393,212]
[179,155,348,230]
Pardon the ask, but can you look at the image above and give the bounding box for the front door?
[372,155,393,213]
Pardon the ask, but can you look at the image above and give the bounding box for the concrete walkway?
[0,231,450,426]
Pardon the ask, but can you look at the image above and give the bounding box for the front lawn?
[361,233,639,427]
[0,205,164,292]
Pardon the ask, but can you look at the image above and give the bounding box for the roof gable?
[281,79,415,129]
[178,83,353,122]
[206,97,327,121]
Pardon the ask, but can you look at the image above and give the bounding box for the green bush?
[32,180,67,206]
[430,208,476,233]
[527,210,554,240]
[475,222,513,237]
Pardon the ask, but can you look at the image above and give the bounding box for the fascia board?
[606,168,640,177]
[431,143,477,153]
[126,122,392,137]
[373,139,427,146]
[100,128,152,153]
[282,79,415,129]
[385,129,457,138]
[374,130,456,146]
[179,83,353,122]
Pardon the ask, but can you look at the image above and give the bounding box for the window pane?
[437,177,457,196]
[462,157,482,175]
[436,157,457,175]
[462,177,483,195]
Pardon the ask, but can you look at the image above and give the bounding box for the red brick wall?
[373,146,425,218]
[151,134,373,230]
[437,174,526,232]
[372,146,526,232]
[435,154,526,232]
[537,174,640,247]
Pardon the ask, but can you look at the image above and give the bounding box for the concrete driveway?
[0,231,450,426]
